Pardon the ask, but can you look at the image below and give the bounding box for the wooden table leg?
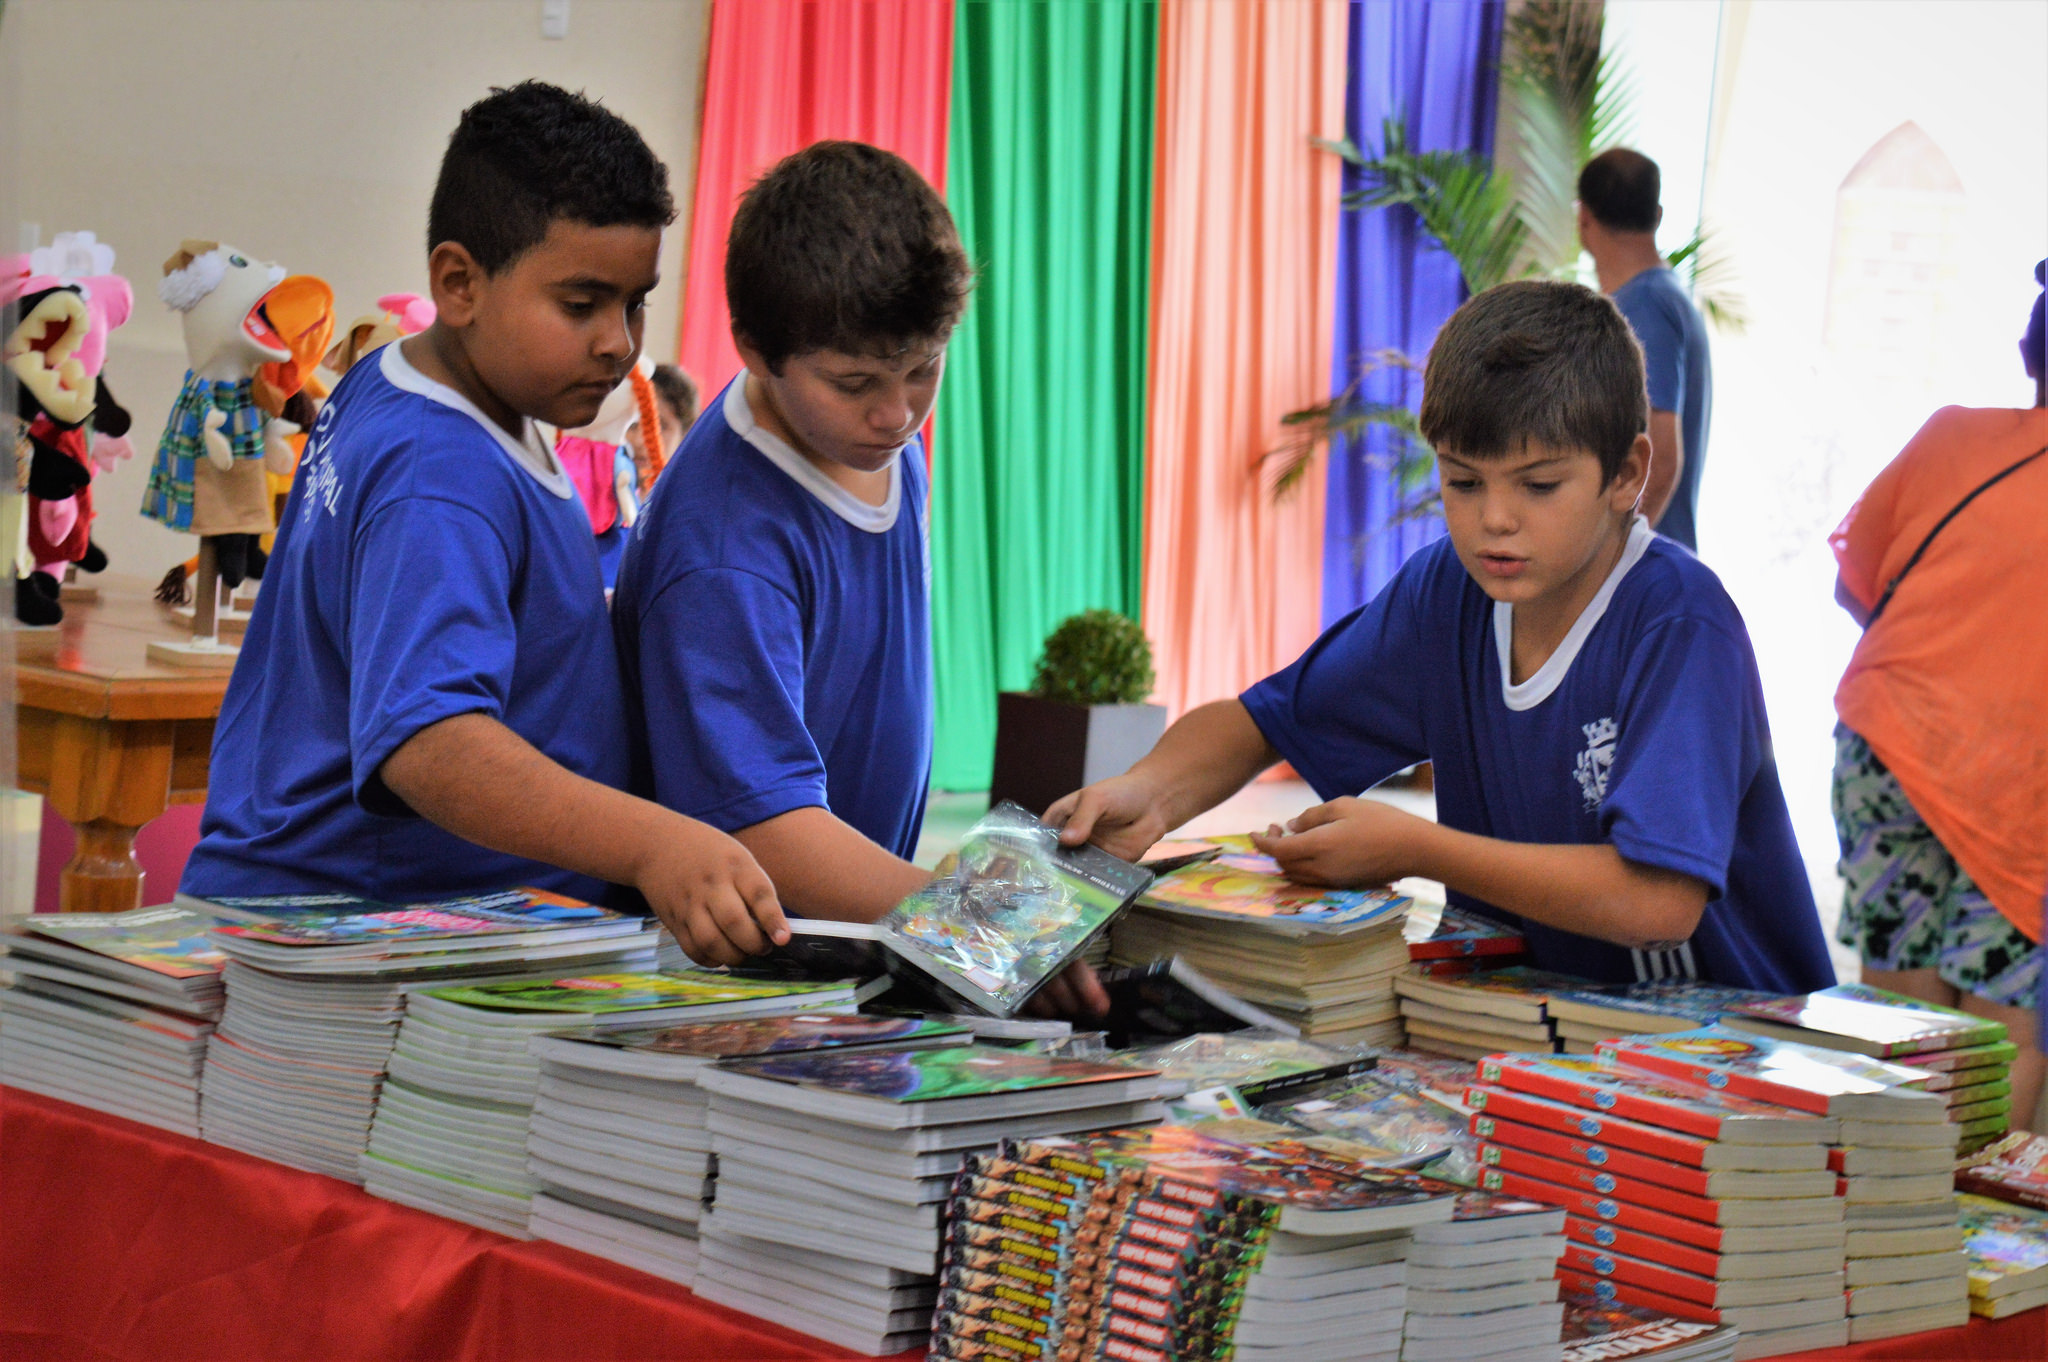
[61,820,147,912]
[41,713,175,913]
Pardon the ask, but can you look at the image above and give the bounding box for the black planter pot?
[987,692,1168,817]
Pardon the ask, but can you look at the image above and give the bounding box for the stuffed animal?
[140,241,330,612]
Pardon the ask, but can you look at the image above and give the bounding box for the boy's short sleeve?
[632,567,828,831]
[1597,616,1754,895]
[1618,288,1685,415]
[1239,581,1431,799]
[348,496,521,815]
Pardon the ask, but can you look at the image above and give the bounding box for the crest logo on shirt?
[1574,717,1618,811]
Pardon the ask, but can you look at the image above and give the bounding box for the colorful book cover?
[1473,1053,1834,1142]
[198,892,396,916]
[1595,1026,1939,1116]
[1370,1049,1485,1102]
[1725,982,2008,1057]
[1955,1132,2048,1212]
[1899,1041,2018,1075]
[17,904,233,979]
[571,1011,964,1057]
[1136,833,1408,935]
[1465,1085,1721,1168]
[1956,1194,2048,1298]
[424,970,849,1014]
[1561,1289,1730,1362]
[1554,1270,1721,1326]
[1545,979,1775,1032]
[1478,1168,1746,1255]
[213,887,617,947]
[1404,901,1528,960]
[1257,1073,1472,1179]
[714,1043,1151,1106]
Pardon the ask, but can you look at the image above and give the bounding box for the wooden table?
[13,575,230,911]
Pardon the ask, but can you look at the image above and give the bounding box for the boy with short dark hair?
[184,82,787,967]
[612,141,975,930]
[1051,279,1832,992]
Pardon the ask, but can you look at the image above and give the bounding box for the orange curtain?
[675,0,953,396]
[1141,0,1348,720]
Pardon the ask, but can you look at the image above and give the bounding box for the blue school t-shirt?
[611,378,932,859]
[1614,266,1712,551]
[1241,518,1833,993]
[181,342,630,904]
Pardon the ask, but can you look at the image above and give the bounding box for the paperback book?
[1956,1193,2048,1317]
[1257,1072,1474,1180]
[1560,1290,1736,1362]
[1542,981,1776,1039]
[1955,1131,2048,1210]
[1134,834,1409,937]
[525,1012,967,1081]
[1722,982,2009,1058]
[1594,1027,1946,1120]
[1403,901,1528,961]
[1473,1053,1840,1144]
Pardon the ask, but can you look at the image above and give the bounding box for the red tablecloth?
[2,1085,2041,1361]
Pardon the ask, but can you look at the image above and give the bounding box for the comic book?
[1543,980,1775,1037]
[1955,1131,2048,1211]
[210,887,619,948]
[1112,1032,1370,1105]
[528,1012,966,1078]
[1560,1289,1735,1362]
[11,904,241,980]
[1404,901,1529,961]
[1476,1143,1838,1226]
[1956,1193,2048,1308]
[1723,982,2008,1058]
[1393,965,1591,1023]
[1473,1116,1835,1199]
[1473,1053,1838,1143]
[1463,1083,1822,1171]
[1478,1167,1844,1255]
[1593,1027,1945,1120]
[1257,1072,1472,1178]
[1135,835,1409,938]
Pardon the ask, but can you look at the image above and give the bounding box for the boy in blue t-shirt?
[1049,280,1833,993]
[183,83,788,967]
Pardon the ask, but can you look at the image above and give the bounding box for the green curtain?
[930,0,1159,791]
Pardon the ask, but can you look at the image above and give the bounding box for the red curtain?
[676,0,955,398]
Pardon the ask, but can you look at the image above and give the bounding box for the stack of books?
[1956,1192,2048,1319]
[1559,1290,1736,1362]
[1392,966,1581,1060]
[1956,1130,2048,1210]
[359,971,864,1235]
[0,904,229,1137]
[1469,1052,1852,1359]
[1540,981,1772,1056]
[1721,983,2015,1151]
[1111,837,1411,1046]
[1400,1190,1567,1362]
[1596,1027,1963,1344]
[521,1012,968,1285]
[693,1043,1169,1355]
[195,891,658,1181]
[1403,902,1528,977]
[929,1123,1457,1362]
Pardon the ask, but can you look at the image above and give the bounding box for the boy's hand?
[1025,960,1112,1023]
[638,817,791,968]
[1044,774,1172,863]
[1250,797,1429,888]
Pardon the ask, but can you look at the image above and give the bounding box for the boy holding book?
[182,84,787,968]
[1049,280,1833,995]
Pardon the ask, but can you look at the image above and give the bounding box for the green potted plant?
[989,610,1166,816]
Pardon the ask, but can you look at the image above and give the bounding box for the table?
[3,1087,2041,1362]
[13,574,228,912]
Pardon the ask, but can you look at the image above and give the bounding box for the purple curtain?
[1322,0,1504,623]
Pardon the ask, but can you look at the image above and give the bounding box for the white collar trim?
[380,342,572,499]
[723,377,901,533]
[1494,515,1655,711]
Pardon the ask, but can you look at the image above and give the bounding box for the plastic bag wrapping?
[1258,1070,1481,1183]
[1109,1029,1354,1093]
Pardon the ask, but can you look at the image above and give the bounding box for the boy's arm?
[730,806,931,923]
[1047,699,1280,862]
[1253,798,1709,950]
[381,712,789,966]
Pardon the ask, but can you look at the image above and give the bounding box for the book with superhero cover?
[1559,1289,1736,1362]
[1465,1084,1828,1172]
[1542,980,1776,1038]
[1955,1131,2048,1210]
[1473,1054,1839,1144]
[1111,1031,1371,1105]
[1393,964,1591,1024]
[1554,1268,1848,1334]
[1403,901,1528,961]
[968,1150,1115,1204]
[1957,1193,2048,1316]
[1477,1143,1841,1226]
[697,1044,1164,1129]
[1257,1072,1472,1179]
[1595,1027,1946,1121]
[1563,1214,1845,1282]
[1478,1167,1846,1254]
[1134,834,1410,938]
[878,802,1153,1017]
[525,1011,966,1080]
[413,969,867,1028]
[1557,1241,1846,1310]
[1473,1116,1836,1198]
[1094,956,1299,1047]
[929,1310,1049,1360]
[1723,982,2009,1058]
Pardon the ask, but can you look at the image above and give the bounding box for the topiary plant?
[1030,610,1156,707]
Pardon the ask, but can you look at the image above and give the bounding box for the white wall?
[1,0,709,578]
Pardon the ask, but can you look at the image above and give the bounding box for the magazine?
[421,970,859,1016]
[879,802,1153,1016]
[1595,1027,1946,1119]
[10,904,234,980]
[1955,1132,2048,1211]
[1723,982,2008,1058]
[211,888,622,948]
[528,1012,969,1078]
[701,1043,1159,1117]
[1135,834,1408,938]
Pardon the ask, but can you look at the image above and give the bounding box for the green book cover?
[425,969,850,1014]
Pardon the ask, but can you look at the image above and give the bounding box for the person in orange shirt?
[1830,391,2047,1131]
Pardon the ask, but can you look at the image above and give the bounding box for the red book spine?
[1474,1060,1726,1140]
[1555,1269,1722,1325]
[1465,1085,1716,1166]
[1473,1115,1712,1195]
[1557,1241,1721,1307]
[1564,1214,1722,1279]
[1479,1168,1731,1252]
[1479,1144,1728,1224]
[1596,1043,1830,1116]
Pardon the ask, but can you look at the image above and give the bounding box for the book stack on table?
[1956,1192,2048,1319]
[1111,837,1411,1047]
[1721,983,2016,1153]
[358,971,864,1236]
[1400,1191,1568,1362]
[0,904,229,1138]
[692,1044,1170,1355]
[1402,901,1529,978]
[1469,1052,1851,1361]
[927,1122,1458,1362]
[1558,1290,1736,1362]
[1598,1027,1966,1345]
[1392,966,1581,1061]
[521,1012,969,1286]
[1540,982,1773,1057]
[193,891,658,1181]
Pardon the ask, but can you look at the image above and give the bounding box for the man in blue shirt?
[184,83,787,967]
[1578,148,1713,552]
[1050,281,1832,993]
